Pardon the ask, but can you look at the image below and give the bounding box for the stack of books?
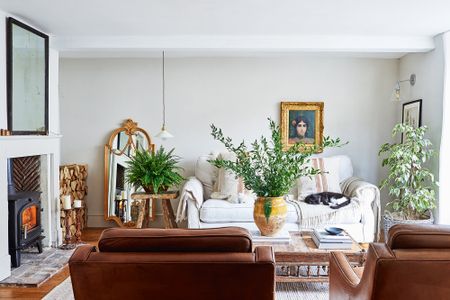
[250,228,291,243]
[312,229,353,250]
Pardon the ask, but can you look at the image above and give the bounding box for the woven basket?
[383,212,434,241]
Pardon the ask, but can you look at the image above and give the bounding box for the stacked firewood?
[59,164,88,238]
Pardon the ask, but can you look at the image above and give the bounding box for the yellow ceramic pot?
[253,196,287,236]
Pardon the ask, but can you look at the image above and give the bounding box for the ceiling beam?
[52,35,434,56]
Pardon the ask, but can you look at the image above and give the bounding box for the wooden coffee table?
[253,230,366,282]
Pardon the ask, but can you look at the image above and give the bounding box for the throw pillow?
[212,152,255,203]
[297,157,342,200]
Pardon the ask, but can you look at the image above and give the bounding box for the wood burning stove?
[7,159,44,268]
[8,192,44,267]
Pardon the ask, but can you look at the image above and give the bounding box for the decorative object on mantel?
[155,51,174,140]
[104,119,155,228]
[391,73,416,102]
[210,118,343,236]
[280,102,324,153]
[0,129,11,136]
[6,17,49,135]
[59,164,88,239]
[379,123,437,240]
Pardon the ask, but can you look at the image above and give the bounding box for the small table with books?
[252,229,366,283]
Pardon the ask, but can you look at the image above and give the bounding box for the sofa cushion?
[195,154,219,199]
[298,157,342,200]
[200,199,362,225]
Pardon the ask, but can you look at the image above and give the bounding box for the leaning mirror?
[7,18,49,135]
[104,119,155,227]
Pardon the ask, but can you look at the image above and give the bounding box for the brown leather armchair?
[329,224,450,300]
[69,227,275,300]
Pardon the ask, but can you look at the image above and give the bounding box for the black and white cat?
[304,192,351,209]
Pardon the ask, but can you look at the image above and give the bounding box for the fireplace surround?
[0,135,61,280]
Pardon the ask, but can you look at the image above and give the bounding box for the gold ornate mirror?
[104,119,155,227]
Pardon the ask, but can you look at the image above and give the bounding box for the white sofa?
[177,154,380,243]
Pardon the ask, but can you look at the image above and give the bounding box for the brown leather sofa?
[329,224,450,300]
[69,227,275,300]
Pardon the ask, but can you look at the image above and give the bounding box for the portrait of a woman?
[280,101,323,152]
[288,112,315,144]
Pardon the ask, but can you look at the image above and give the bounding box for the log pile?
[59,164,88,238]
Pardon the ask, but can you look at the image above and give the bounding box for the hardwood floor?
[0,228,105,300]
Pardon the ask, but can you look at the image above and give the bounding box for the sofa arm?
[69,245,97,263]
[176,177,204,224]
[255,246,275,264]
[341,177,381,242]
[330,243,394,300]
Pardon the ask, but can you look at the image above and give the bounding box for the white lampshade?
[156,127,174,140]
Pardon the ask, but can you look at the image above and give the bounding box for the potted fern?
[210,118,343,236]
[126,146,184,194]
[379,123,437,239]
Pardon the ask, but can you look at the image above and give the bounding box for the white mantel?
[0,135,62,280]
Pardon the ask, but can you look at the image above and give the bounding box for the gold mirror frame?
[103,119,155,227]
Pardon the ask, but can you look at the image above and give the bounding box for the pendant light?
[156,51,174,140]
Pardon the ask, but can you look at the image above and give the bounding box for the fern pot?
[253,197,287,236]
[383,211,434,241]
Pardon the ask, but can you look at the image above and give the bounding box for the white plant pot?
[383,212,434,242]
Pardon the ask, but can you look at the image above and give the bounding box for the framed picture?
[280,102,324,152]
[402,99,422,128]
[7,18,49,135]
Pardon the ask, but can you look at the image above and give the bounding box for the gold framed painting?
[280,102,324,152]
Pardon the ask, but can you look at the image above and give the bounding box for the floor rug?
[0,247,75,287]
[43,278,328,300]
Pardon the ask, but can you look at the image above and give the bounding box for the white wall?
[60,56,399,227]
[399,35,444,222]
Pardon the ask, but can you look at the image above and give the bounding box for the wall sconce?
[391,74,416,102]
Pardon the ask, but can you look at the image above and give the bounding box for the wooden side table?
[131,191,179,229]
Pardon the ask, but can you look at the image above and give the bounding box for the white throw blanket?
[176,177,204,223]
[287,198,362,229]
[287,176,381,241]
[341,176,381,241]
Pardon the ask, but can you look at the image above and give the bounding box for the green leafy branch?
[209,118,345,197]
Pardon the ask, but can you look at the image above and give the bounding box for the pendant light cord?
[162,51,166,128]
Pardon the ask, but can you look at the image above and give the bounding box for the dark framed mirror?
[7,17,49,135]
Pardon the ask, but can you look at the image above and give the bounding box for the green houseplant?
[126,146,184,194]
[379,123,437,237]
[210,118,343,236]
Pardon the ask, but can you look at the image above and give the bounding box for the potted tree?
[379,123,437,239]
[126,146,184,194]
[210,118,343,236]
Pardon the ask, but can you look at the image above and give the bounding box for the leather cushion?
[98,227,252,253]
[388,224,450,249]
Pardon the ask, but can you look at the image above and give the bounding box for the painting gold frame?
[280,102,324,152]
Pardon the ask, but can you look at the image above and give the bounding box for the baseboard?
[0,254,11,280]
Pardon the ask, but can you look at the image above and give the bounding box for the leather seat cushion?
[200,199,362,224]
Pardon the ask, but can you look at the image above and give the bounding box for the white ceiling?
[1,0,449,57]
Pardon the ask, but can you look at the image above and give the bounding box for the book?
[311,233,353,250]
[313,229,352,243]
[251,228,291,243]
